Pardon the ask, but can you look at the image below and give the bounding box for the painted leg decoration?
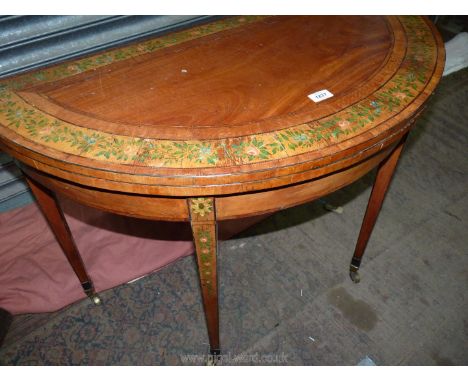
[188,197,220,358]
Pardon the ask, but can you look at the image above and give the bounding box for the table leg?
[188,197,220,357]
[349,133,409,283]
[24,175,101,304]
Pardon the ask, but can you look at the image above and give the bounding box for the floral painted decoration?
[193,227,216,294]
[190,198,213,218]
[0,16,438,170]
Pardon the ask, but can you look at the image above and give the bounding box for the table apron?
[20,143,395,222]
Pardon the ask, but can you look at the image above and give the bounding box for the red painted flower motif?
[124,145,139,158]
[338,120,350,128]
[39,126,53,137]
[245,146,260,156]
[413,54,425,63]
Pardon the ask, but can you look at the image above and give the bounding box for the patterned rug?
[0,67,467,366]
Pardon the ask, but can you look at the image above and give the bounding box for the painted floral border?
[193,226,216,295]
[0,16,437,170]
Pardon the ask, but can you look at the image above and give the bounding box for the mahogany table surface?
[0,16,444,202]
[0,16,444,356]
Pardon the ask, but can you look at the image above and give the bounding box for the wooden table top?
[0,16,444,196]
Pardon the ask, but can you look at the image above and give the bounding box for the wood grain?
[28,17,392,131]
[0,16,445,355]
[351,133,408,268]
[0,16,445,197]
[24,176,94,295]
[188,197,219,354]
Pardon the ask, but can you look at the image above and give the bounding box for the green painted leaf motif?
[0,16,435,168]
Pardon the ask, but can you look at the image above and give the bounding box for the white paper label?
[308,89,334,103]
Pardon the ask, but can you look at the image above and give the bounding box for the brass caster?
[206,357,218,366]
[350,270,361,284]
[90,294,102,305]
[207,349,221,365]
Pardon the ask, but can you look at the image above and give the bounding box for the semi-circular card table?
[0,16,444,357]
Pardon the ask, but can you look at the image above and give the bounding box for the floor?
[0,65,467,366]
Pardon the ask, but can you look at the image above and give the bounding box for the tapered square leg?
[188,197,220,356]
[25,176,101,304]
[350,133,409,283]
